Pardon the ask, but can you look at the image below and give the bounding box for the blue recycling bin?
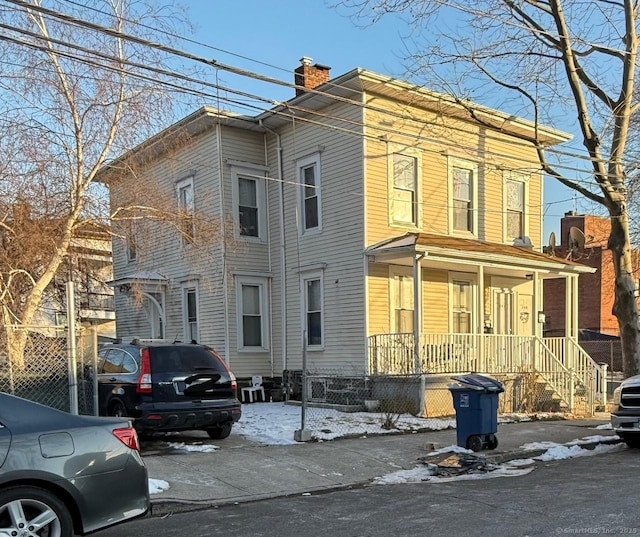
[449,374,504,452]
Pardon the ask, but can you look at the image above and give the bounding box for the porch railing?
[368,333,607,413]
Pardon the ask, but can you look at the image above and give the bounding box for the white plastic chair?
[241,375,266,403]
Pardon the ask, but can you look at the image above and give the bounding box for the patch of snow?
[373,463,533,485]
[566,435,619,445]
[233,402,456,444]
[148,478,170,494]
[594,423,613,430]
[535,442,623,461]
[165,442,219,453]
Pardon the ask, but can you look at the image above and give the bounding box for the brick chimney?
[294,57,331,96]
[560,212,610,248]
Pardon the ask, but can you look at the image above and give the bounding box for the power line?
[2,0,632,175]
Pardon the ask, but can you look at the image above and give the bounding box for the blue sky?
[184,0,584,240]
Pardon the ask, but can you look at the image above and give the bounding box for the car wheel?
[0,485,73,537]
[206,423,232,440]
[109,400,127,418]
[622,434,640,449]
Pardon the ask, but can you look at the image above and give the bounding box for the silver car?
[0,392,149,536]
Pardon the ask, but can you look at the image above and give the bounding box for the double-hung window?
[238,177,259,237]
[236,276,270,350]
[453,167,473,233]
[233,167,267,241]
[297,154,322,234]
[182,285,199,342]
[391,153,418,226]
[451,279,472,333]
[391,272,414,333]
[449,158,478,235]
[506,176,526,240]
[302,272,323,348]
[176,177,195,244]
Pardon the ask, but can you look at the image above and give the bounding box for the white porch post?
[478,265,485,371]
[413,253,424,373]
[533,271,541,339]
[571,275,579,339]
[564,274,572,339]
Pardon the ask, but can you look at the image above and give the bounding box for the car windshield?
[149,346,226,374]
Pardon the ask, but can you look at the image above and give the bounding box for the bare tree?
[0,0,204,367]
[340,0,640,377]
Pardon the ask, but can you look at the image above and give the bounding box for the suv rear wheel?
[621,434,640,449]
[206,423,232,440]
[108,399,128,418]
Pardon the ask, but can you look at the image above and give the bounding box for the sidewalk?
[145,415,619,516]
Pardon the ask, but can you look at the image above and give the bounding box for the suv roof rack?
[129,338,182,345]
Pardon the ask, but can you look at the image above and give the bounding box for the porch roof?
[365,233,596,276]
[107,271,169,290]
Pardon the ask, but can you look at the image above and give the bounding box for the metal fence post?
[66,282,79,415]
[294,330,311,442]
[92,327,99,416]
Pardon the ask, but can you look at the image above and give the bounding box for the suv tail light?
[212,349,238,395]
[137,348,152,394]
[113,427,140,451]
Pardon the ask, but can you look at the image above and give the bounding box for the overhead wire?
[1,0,633,176]
[0,18,616,189]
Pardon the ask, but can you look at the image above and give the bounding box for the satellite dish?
[545,232,556,255]
[566,226,586,259]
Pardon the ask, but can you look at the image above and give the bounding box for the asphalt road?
[101,447,640,537]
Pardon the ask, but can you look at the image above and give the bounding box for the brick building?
[543,212,636,337]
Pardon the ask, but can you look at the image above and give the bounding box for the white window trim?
[235,275,270,352]
[388,147,422,229]
[297,152,322,235]
[176,176,195,246]
[231,167,267,243]
[502,170,530,244]
[448,272,477,334]
[447,157,479,237]
[388,265,414,333]
[301,270,324,350]
[181,281,200,343]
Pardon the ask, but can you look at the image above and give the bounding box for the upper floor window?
[391,153,418,226]
[236,276,270,351]
[449,158,478,235]
[298,154,322,233]
[126,223,137,262]
[503,171,529,243]
[176,177,195,244]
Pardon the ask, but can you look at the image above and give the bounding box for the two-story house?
[103,58,603,411]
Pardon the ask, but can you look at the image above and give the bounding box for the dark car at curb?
[97,340,241,439]
[0,392,148,536]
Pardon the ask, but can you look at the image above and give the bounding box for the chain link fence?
[0,325,98,415]
[579,340,623,373]
[291,369,585,440]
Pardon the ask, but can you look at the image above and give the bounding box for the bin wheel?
[487,435,498,450]
[467,435,483,452]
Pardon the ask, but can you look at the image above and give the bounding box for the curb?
[147,436,623,518]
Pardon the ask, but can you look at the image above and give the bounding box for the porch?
[368,332,607,414]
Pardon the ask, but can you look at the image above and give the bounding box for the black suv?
[97,340,241,439]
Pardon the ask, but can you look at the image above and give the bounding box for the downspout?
[215,121,230,365]
[260,120,287,374]
[263,132,274,378]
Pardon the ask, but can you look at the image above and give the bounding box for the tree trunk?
[609,208,640,378]
[2,307,26,371]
